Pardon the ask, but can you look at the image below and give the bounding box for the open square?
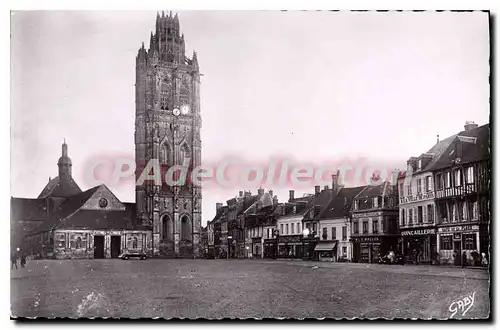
[11,259,489,319]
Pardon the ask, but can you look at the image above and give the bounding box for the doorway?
[453,240,462,266]
[94,235,105,259]
[111,236,121,258]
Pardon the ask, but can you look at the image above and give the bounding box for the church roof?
[37,176,82,199]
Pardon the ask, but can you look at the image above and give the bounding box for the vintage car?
[118,252,148,260]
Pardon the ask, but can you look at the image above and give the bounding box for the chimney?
[315,185,321,196]
[464,121,479,131]
[244,191,251,198]
[269,190,273,197]
[239,191,243,198]
[289,190,295,202]
[216,203,223,213]
[332,171,342,195]
[324,185,329,191]
[258,187,264,197]
[273,195,278,205]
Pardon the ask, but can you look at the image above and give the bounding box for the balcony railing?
[435,184,477,199]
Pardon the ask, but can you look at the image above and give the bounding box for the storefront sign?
[438,225,479,233]
[279,235,302,244]
[401,228,436,236]
[352,212,382,218]
[352,236,381,243]
[251,238,261,244]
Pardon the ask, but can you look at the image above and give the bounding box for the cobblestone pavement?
[10,259,490,319]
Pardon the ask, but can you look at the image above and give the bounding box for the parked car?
[378,252,405,265]
[119,252,147,260]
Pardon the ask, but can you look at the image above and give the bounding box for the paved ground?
[11,259,490,319]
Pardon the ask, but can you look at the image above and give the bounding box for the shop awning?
[314,241,337,252]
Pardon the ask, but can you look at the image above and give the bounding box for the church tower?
[135,11,202,258]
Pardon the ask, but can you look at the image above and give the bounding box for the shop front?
[314,241,337,262]
[351,235,397,263]
[302,236,319,261]
[251,237,262,258]
[437,224,483,266]
[401,227,437,264]
[263,238,277,259]
[278,235,303,259]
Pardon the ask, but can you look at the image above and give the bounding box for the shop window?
[332,227,336,240]
[353,221,359,234]
[372,220,379,234]
[427,204,434,223]
[440,235,453,250]
[132,237,138,249]
[362,221,368,234]
[342,246,347,256]
[342,226,347,241]
[463,234,477,250]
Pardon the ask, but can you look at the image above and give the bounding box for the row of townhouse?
[207,121,490,265]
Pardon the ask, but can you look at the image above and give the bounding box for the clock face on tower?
[173,108,181,116]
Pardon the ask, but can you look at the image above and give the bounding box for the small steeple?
[437,134,440,144]
[58,139,72,181]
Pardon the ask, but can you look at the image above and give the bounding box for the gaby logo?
[449,292,476,318]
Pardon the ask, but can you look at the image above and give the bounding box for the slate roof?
[354,182,390,199]
[320,186,367,219]
[11,197,48,223]
[416,134,459,174]
[428,123,490,171]
[38,176,82,199]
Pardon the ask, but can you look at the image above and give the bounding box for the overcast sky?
[11,11,490,224]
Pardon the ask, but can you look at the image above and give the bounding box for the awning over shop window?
[314,241,337,252]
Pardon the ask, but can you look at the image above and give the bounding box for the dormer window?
[373,197,378,208]
[354,200,359,210]
[417,159,422,171]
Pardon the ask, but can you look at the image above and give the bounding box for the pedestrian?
[462,251,467,268]
[11,253,18,270]
[481,253,488,267]
[415,249,420,265]
[20,255,26,268]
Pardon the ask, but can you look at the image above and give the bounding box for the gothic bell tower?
[135,11,202,258]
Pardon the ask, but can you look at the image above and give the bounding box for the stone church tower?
[135,11,202,258]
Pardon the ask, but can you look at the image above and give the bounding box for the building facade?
[430,122,490,266]
[134,12,202,258]
[351,180,399,263]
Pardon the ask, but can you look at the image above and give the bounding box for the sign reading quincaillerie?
[401,228,436,236]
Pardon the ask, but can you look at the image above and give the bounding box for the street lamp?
[303,228,310,237]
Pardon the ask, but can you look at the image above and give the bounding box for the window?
[291,223,294,234]
[342,226,347,241]
[332,227,336,240]
[408,209,413,225]
[353,221,359,234]
[407,183,412,196]
[132,237,138,249]
[417,159,422,170]
[451,204,457,222]
[427,204,434,223]
[286,224,289,235]
[417,206,423,224]
[399,182,404,196]
[297,223,301,234]
[435,173,443,190]
[401,209,405,226]
[373,197,378,208]
[322,227,328,240]
[455,169,462,187]
[280,224,283,234]
[463,233,477,250]
[75,237,82,249]
[458,201,465,221]
[445,172,451,188]
[440,235,453,250]
[373,220,379,234]
[354,200,359,210]
[426,176,432,192]
[342,246,347,256]
[362,221,368,234]
[466,166,474,184]
[417,179,422,194]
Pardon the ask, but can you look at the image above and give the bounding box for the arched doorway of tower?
[180,214,192,242]
[161,214,174,254]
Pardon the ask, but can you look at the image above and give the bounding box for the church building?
[134,11,203,258]
[11,141,151,259]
